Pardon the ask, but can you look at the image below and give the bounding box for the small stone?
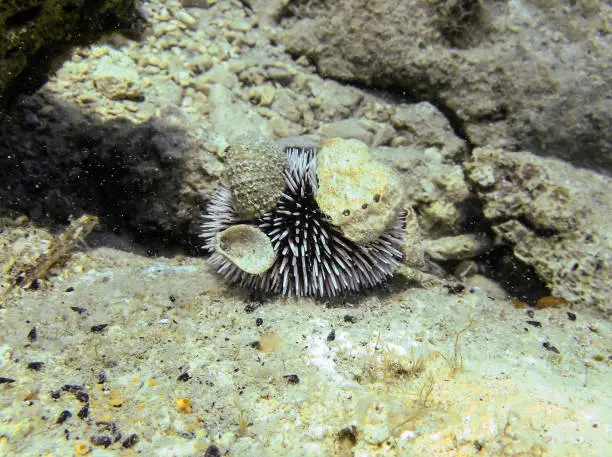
[122,434,139,449]
[229,20,252,32]
[469,164,496,188]
[27,362,44,371]
[423,234,491,262]
[27,327,37,341]
[56,410,72,424]
[283,374,300,384]
[248,85,276,107]
[172,9,198,29]
[266,66,295,86]
[318,119,374,145]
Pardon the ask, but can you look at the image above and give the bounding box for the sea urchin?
[201,146,406,297]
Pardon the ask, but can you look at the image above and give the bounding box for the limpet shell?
[225,135,288,220]
[214,225,275,274]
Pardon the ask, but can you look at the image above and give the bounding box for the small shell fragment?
[214,225,275,274]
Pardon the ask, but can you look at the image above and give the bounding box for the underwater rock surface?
[278,0,612,172]
[0,0,140,117]
[467,147,612,316]
[0,0,611,456]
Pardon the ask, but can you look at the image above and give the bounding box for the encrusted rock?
[214,225,275,275]
[466,147,612,315]
[224,135,288,220]
[316,138,405,244]
[423,234,491,262]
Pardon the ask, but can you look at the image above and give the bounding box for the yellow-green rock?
[316,138,405,244]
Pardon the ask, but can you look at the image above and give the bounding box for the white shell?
[214,225,275,274]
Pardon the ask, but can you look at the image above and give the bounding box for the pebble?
[172,9,199,30]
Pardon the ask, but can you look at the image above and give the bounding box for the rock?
[466,147,612,315]
[391,102,468,160]
[209,83,269,144]
[0,0,140,117]
[90,50,144,101]
[309,80,364,122]
[316,138,405,244]
[248,85,276,107]
[278,0,612,172]
[401,207,425,269]
[171,8,199,30]
[271,89,302,123]
[373,146,471,235]
[199,65,239,89]
[265,65,295,86]
[318,119,374,145]
[240,0,291,24]
[214,225,275,274]
[423,234,491,262]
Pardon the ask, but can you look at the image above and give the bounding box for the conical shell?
[225,135,288,220]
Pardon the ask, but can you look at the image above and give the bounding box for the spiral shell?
[225,135,288,220]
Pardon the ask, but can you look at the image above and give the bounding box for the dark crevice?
[5,6,43,29]
[429,96,475,150]
[475,246,550,303]
[516,216,558,238]
[487,215,559,239]
[447,197,552,303]
[438,245,551,304]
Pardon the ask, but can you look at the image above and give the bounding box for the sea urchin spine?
[201,146,405,297]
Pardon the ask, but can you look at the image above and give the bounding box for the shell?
[213,224,275,274]
[225,135,288,220]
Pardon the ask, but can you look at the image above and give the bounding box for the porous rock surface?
[466,147,612,315]
[316,138,405,244]
[276,0,612,172]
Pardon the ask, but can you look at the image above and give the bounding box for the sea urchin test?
[201,137,407,297]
